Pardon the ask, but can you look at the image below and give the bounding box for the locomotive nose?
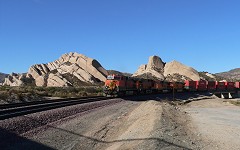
[109,81,117,90]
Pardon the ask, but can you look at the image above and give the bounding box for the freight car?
[104,74,240,97]
[184,80,240,92]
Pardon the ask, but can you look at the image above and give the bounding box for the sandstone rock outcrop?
[3,73,24,86]
[164,60,200,81]
[4,52,108,87]
[133,56,165,80]
[133,56,200,81]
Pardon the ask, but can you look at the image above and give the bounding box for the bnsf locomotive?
[104,74,240,97]
[103,74,184,96]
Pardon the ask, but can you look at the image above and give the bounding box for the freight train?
[103,74,240,97]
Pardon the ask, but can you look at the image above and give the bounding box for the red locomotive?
[104,74,240,97]
[104,74,180,96]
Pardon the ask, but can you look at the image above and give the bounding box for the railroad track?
[0,96,111,120]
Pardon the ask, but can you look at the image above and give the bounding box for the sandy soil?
[184,98,240,150]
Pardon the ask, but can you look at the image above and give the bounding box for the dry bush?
[0,91,9,100]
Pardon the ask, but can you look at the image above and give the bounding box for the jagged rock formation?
[4,73,23,86]
[164,61,200,81]
[4,52,108,87]
[133,56,200,81]
[133,56,165,80]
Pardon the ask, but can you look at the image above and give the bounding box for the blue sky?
[0,0,239,74]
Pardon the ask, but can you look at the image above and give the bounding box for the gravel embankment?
[0,98,122,149]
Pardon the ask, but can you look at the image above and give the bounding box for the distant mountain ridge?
[0,73,8,83]
[215,68,240,81]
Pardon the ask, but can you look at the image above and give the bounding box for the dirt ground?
[2,96,240,150]
[18,100,203,150]
[184,98,240,150]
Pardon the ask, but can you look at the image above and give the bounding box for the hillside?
[215,68,240,81]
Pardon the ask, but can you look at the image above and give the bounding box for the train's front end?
[104,74,121,97]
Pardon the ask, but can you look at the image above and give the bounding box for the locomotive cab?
[104,74,122,96]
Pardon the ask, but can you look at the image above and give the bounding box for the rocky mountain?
[4,52,108,87]
[164,60,200,81]
[133,56,200,81]
[132,56,165,80]
[215,68,240,81]
[6,53,235,87]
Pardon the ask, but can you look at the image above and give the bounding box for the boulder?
[3,73,24,86]
[164,61,200,81]
[133,56,165,80]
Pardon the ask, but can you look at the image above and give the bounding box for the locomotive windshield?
[107,75,121,80]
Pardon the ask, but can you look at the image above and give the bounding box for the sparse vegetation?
[198,72,215,81]
[0,85,103,103]
[229,100,240,106]
[165,73,191,82]
[198,71,232,81]
[107,70,132,77]
[134,73,162,80]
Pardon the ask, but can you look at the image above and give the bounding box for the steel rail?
[0,96,111,120]
[0,96,104,109]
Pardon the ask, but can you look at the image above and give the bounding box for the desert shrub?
[229,100,240,106]
[77,91,88,97]
[0,91,9,100]
[52,91,68,98]
[36,91,48,96]
[0,84,102,102]
[0,86,10,91]
[21,78,36,86]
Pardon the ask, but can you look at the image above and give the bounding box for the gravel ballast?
[0,98,122,134]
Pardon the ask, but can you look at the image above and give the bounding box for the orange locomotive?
[104,74,176,97]
[104,74,136,96]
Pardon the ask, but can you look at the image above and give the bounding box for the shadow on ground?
[0,128,54,150]
[46,125,192,150]
[121,91,213,102]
